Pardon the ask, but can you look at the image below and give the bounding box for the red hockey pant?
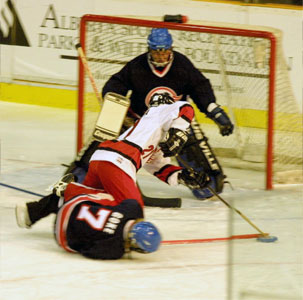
[82,161,144,208]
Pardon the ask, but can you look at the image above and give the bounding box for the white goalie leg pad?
[93,92,131,141]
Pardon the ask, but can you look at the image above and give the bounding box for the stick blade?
[137,182,182,208]
[257,235,278,243]
[142,194,182,208]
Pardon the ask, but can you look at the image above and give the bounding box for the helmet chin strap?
[148,52,173,68]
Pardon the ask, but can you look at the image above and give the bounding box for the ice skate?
[15,203,32,229]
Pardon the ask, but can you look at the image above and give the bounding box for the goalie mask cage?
[77,14,302,190]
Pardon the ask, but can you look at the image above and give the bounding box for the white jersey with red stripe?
[90,101,194,184]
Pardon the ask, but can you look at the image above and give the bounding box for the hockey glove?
[207,104,234,136]
[159,128,188,157]
[178,169,210,190]
[149,92,175,107]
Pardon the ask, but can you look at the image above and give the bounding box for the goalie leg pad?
[177,124,226,199]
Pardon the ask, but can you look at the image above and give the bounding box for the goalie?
[69,28,233,199]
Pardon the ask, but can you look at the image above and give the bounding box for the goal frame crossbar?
[77,14,277,189]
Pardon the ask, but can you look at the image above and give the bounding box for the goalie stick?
[75,43,180,208]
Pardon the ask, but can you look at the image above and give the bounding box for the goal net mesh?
[78,15,302,188]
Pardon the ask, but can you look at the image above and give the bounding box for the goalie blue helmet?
[147,28,173,50]
[129,221,162,253]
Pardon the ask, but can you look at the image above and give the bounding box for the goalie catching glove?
[159,128,188,157]
[206,103,234,136]
[178,169,210,190]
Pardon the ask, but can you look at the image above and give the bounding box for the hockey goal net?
[77,14,302,189]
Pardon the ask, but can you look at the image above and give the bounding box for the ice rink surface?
[0,102,302,300]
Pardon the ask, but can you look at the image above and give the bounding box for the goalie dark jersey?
[55,183,143,260]
[102,51,216,117]
[101,50,226,199]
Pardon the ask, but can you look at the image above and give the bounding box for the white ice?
[0,102,302,300]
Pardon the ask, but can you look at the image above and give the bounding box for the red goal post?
[77,14,302,189]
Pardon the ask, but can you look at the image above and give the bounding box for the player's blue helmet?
[130,221,162,253]
[147,28,173,50]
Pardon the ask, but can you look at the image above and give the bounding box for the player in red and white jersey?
[82,93,210,207]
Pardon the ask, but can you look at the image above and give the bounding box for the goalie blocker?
[93,92,131,141]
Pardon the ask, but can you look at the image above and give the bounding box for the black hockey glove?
[159,128,188,157]
[207,105,234,136]
[178,169,210,190]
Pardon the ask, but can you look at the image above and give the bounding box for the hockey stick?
[176,155,270,238]
[1,180,181,209]
[137,182,181,208]
[76,43,102,104]
[0,182,44,197]
[75,43,180,208]
[162,233,268,245]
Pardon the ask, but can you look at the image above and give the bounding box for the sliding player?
[16,174,162,259]
[69,27,233,199]
[56,181,162,259]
